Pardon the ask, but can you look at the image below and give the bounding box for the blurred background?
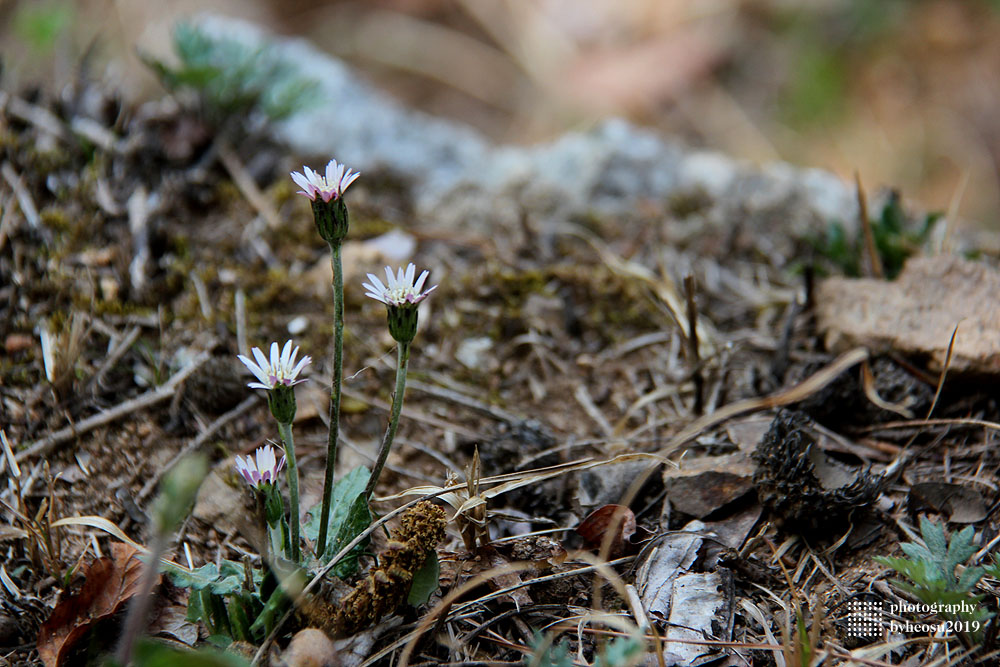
[3,0,1000,225]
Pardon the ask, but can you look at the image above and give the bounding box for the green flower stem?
[364,340,410,500]
[277,421,301,562]
[263,485,287,560]
[317,241,345,557]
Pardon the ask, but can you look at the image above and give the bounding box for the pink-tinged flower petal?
[235,445,285,489]
[237,341,311,390]
[341,170,361,192]
[238,353,270,386]
[291,159,360,203]
[363,264,437,308]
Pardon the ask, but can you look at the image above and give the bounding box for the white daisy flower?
[291,159,360,203]
[362,263,437,307]
[235,444,286,488]
[238,341,311,390]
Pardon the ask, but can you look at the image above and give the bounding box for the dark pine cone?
[753,410,883,533]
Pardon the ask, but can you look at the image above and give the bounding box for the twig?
[573,384,614,438]
[17,351,210,462]
[684,275,704,415]
[216,139,282,229]
[1,161,40,229]
[235,288,248,357]
[860,417,1000,434]
[128,187,153,296]
[407,379,520,423]
[137,394,260,503]
[87,326,141,392]
[0,90,72,143]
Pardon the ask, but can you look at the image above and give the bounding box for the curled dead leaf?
[37,543,152,667]
[574,504,652,558]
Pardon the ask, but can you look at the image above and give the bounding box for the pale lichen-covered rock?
[192,14,860,238]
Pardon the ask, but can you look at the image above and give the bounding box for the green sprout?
[875,516,993,644]
[811,191,939,278]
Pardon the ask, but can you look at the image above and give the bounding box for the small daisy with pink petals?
[238,341,311,391]
[291,159,360,203]
[235,444,286,489]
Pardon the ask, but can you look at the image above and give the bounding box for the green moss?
[39,206,71,233]
[668,188,712,219]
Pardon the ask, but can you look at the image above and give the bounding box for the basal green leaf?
[407,550,440,607]
[331,491,372,578]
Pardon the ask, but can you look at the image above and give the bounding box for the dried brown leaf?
[575,504,650,558]
[37,543,151,666]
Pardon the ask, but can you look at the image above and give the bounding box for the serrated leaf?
[956,566,986,593]
[595,636,644,667]
[166,560,244,595]
[945,525,978,575]
[919,516,948,561]
[526,634,574,667]
[899,542,935,566]
[407,551,440,607]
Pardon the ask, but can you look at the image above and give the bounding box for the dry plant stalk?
[323,501,446,637]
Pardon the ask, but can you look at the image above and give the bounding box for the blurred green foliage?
[525,633,644,667]
[12,0,73,54]
[141,22,320,126]
[811,191,938,278]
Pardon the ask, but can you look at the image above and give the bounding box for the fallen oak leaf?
[37,543,152,666]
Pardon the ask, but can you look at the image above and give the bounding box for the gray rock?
[194,15,859,236]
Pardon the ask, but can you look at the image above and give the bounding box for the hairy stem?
[364,341,410,500]
[317,241,345,557]
[278,421,301,563]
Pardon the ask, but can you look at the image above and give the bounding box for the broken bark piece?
[662,452,755,518]
[816,255,1000,375]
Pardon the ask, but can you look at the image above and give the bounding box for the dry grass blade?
[50,516,151,560]
[861,360,914,418]
[1,160,40,229]
[926,323,960,420]
[395,557,636,667]
[216,139,282,229]
[855,172,884,279]
[569,228,716,356]
[860,417,1000,434]
[381,453,670,519]
[657,346,869,456]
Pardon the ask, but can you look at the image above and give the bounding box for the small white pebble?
[456,336,493,369]
[287,315,309,335]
